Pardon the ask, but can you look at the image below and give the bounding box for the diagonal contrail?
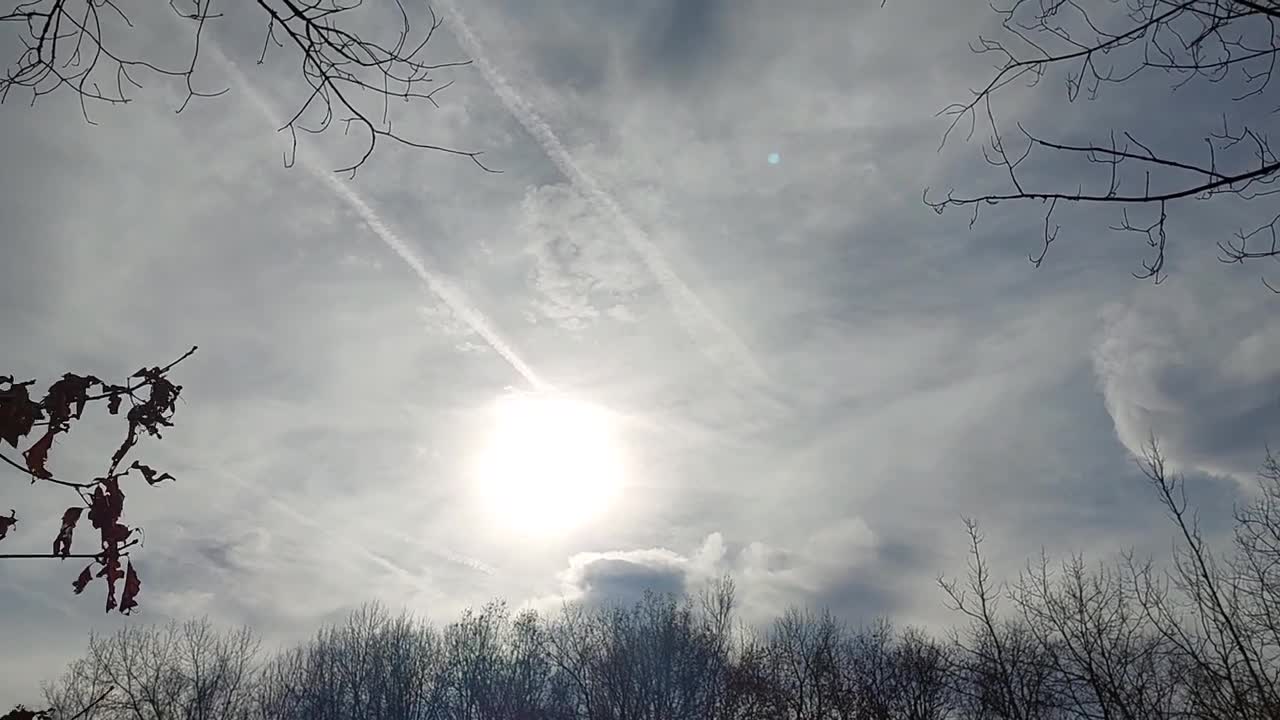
[210,46,744,445]
[438,0,767,383]
[213,52,547,391]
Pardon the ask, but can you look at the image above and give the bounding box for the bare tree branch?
[928,0,1280,289]
[0,1,494,175]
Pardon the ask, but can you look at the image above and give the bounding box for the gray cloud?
[539,519,913,623]
[518,183,652,330]
[1095,281,1280,481]
[560,550,691,608]
[5,0,1279,703]
[605,0,729,89]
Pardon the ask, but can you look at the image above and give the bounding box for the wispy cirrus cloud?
[2,0,1277,707]
[440,0,766,385]
[215,51,548,391]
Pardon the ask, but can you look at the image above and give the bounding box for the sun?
[472,391,625,535]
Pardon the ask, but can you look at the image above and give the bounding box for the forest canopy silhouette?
[7,445,1280,720]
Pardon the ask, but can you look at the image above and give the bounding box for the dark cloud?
[630,0,728,87]
[552,547,690,609]
[494,0,729,93]
[193,529,270,574]
[572,554,689,606]
[812,539,938,623]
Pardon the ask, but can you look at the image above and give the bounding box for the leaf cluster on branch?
[0,346,196,615]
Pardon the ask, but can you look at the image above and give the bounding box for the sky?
[2,0,1279,705]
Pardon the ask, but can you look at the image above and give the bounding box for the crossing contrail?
[438,0,767,384]
[213,52,547,391]
[209,45,746,445]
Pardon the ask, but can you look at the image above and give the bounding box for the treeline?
[30,447,1280,719]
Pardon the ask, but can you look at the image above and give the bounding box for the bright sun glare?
[474,391,625,535]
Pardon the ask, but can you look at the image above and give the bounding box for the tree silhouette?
[25,444,1280,719]
[42,620,256,720]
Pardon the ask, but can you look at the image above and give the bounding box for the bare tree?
[892,626,957,720]
[924,0,1280,289]
[255,602,449,720]
[756,606,850,720]
[1009,552,1183,720]
[0,1,493,175]
[438,600,543,720]
[520,584,741,720]
[540,603,604,720]
[41,618,260,720]
[934,443,1280,720]
[940,520,1060,720]
[594,591,729,720]
[1125,442,1280,719]
[834,619,956,720]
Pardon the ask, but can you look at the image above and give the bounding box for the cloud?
[6,0,1276,704]
[535,519,900,623]
[1095,282,1280,481]
[441,0,766,384]
[213,51,548,391]
[518,183,652,330]
[558,549,692,607]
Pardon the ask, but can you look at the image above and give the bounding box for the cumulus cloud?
[557,548,692,607]
[535,518,887,622]
[1095,284,1280,481]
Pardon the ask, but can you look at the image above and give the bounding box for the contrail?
[438,0,767,383]
[208,47,751,445]
[306,168,547,389]
[213,52,547,391]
